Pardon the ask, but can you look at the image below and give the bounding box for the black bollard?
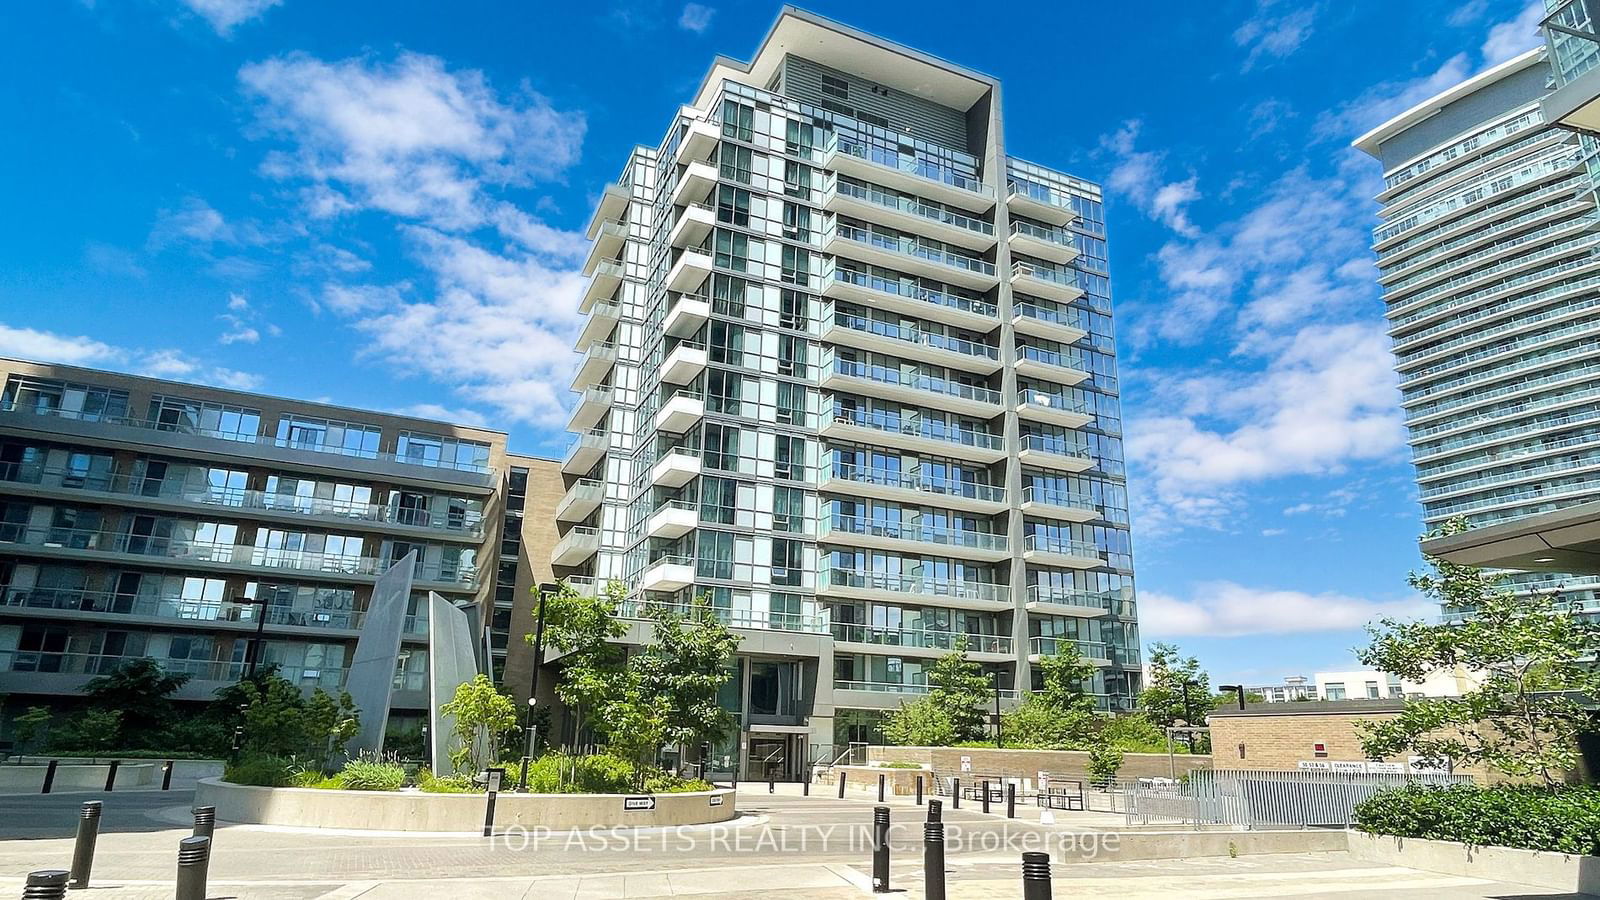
[837,771,847,798]
[924,818,946,900]
[981,780,990,814]
[915,774,923,806]
[161,760,175,791]
[482,766,505,837]
[1007,782,1016,819]
[41,760,59,795]
[102,761,119,793]
[22,869,68,900]
[768,773,774,794]
[871,806,891,894]
[191,806,216,842]
[1021,851,1052,900]
[68,801,102,890]
[877,772,885,803]
[803,773,810,797]
[952,777,960,810]
[174,837,211,900]
[927,798,942,823]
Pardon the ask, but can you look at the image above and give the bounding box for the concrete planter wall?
[194,778,738,832]
[14,757,224,787]
[1348,831,1600,896]
[817,764,931,795]
[0,762,157,793]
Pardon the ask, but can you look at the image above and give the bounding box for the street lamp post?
[992,671,1003,749]
[517,581,557,793]
[229,595,271,761]
[1179,679,1197,752]
[1219,684,1247,711]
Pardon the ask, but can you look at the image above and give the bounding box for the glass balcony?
[650,446,701,488]
[1011,260,1084,304]
[822,309,1001,375]
[666,248,713,294]
[821,408,1006,464]
[1027,636,1112,664]
[583,219,627,276]
[819,513,1009,561]
[585,183,628,239]
[1016,388,1092,428]
[570,341,618,391]
[552,525,600,566]
[555,478,604,523]
[1014,344,1089,385]
[827,221,998,291]
[680,118,719,162]
[0,526,477,586]
[669,160,718,207]
[1017,433,1095,472]
[566,384,614,433]
[576,300,621,351]
[654,389,704,434]
[640,554,695,592]
[823,133,995,211]
[823,177,996,251]
[562,427,608,475]
[824,358,1002,417]
[1007,219,1079,264]
[1006,179,1078,226]
[822,264,998,331]
[1024,584,1118,617]
[1,586,371,633]
[662,340,708,384]
[615,597,828,633]
[831,623,1013,655]
[0,464,485,537]
[669,202,715,248]
[833,679,1019,699]
[1012,301,1088,343]
[665,291,711,337]
[820,462,1007,513]
[817,562,1011,610]
[1020,485,1098,522]
[646,499,697,539]
[1022,533,1104,569]
[580,260,623,313]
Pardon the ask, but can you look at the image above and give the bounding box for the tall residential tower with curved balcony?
[560,6,1141,777]
[1357,47,1600,615]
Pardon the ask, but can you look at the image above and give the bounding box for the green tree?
[228,674,360,767]
[595,667,672,787]
[543,579,629,743]
[79,657,190,747]
[13,706,52,754]
[926,636,992,743]
[1087,744,1124,788]
[998,647,1099,749]
[53,709,123,752]
[1137,642,1217,750]
[1357,519,1600,785]
[440,674,519,775]
[881,696,957,747]
[632,596,739,760]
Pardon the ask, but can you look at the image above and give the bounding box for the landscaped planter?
[13,757,223,787]
[194,777,738,832]
[0,761,158,793]
[1348,831,1600,896]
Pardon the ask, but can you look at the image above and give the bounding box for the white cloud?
[1104,121,1203,238]
[1315,53,1474,142]
[1447,0,1490,27]
[0,322,262,391]
[1233,1,1318,72]
[240,51,585,234]
[178,0,281,35]
[1481,1,1545,65]
[678,3,714,32]
[1140,581,1431,638]
[216,292,278,344]
[82,242,147,279]
[392,403,490,428]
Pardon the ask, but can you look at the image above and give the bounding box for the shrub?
[875,761,925,769]
[224,755,297,787]
[337,751,407,791]
[642,770,713,793]
[524,752,636,794]
[418,770,476,794]
[289,769,342,790]
[1354,784,1600,856]
[1087,745,1124,788]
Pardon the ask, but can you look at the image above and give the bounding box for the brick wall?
[1208,702,1493,783]
[866,746,1212,781]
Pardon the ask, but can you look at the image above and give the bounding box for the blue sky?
[0,0,1549,685]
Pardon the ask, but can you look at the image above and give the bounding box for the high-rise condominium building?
[1355,47,1600,617]
[560,7,1141,777]
[0,356,560,744]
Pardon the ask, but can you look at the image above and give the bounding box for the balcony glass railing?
[1418,433,1600,486]
[827,310,999,362]
[827,134,993,199]
[1384,218,1593,297]
[828,409,1003,453]
[1007,179,1074,212]
[826,265,998,319]
[1012,260,1076,288]
[1017,388,1091,415]
[830,359,1001,406]
[830,179,994,237]
[1403,323,1600,391]
[817,563,1010,604]
[831,222,996,279]
[0,526,477,585]
[1017,344,1087,374]
[0,464,484,535]
[1397,293,1600,365]
[1407,359,1600,424]
[1013,302,1085,332]
[824,464,1006,505]
[565,427,608,464]
[0,586,386,632]
[1020,433,1093,461]
[1029,636,1108,659]
[1009,219,1074,248]
[1022,485,1097,512]
[616,598,828,633]
[1025,584,1125,615]
[0,649,388,690]
[1023,533,1103,561]
[833,679,1019,699]
[831,623,1012,654]
[822,514,1008,552]
[0,403,493,476]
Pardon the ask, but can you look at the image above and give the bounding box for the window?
[719,144,753,184]
[396,432,491,472]
[2,376,129,421]
[1324,683,1346,701]
[276,415,380,458]
[720,100,753,142]
[716,185,752,228]
[150,396,261,442]
[820,73,848,99]
[1365,681,1380,700]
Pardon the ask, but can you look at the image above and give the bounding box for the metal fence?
[1122,768,1471,828]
